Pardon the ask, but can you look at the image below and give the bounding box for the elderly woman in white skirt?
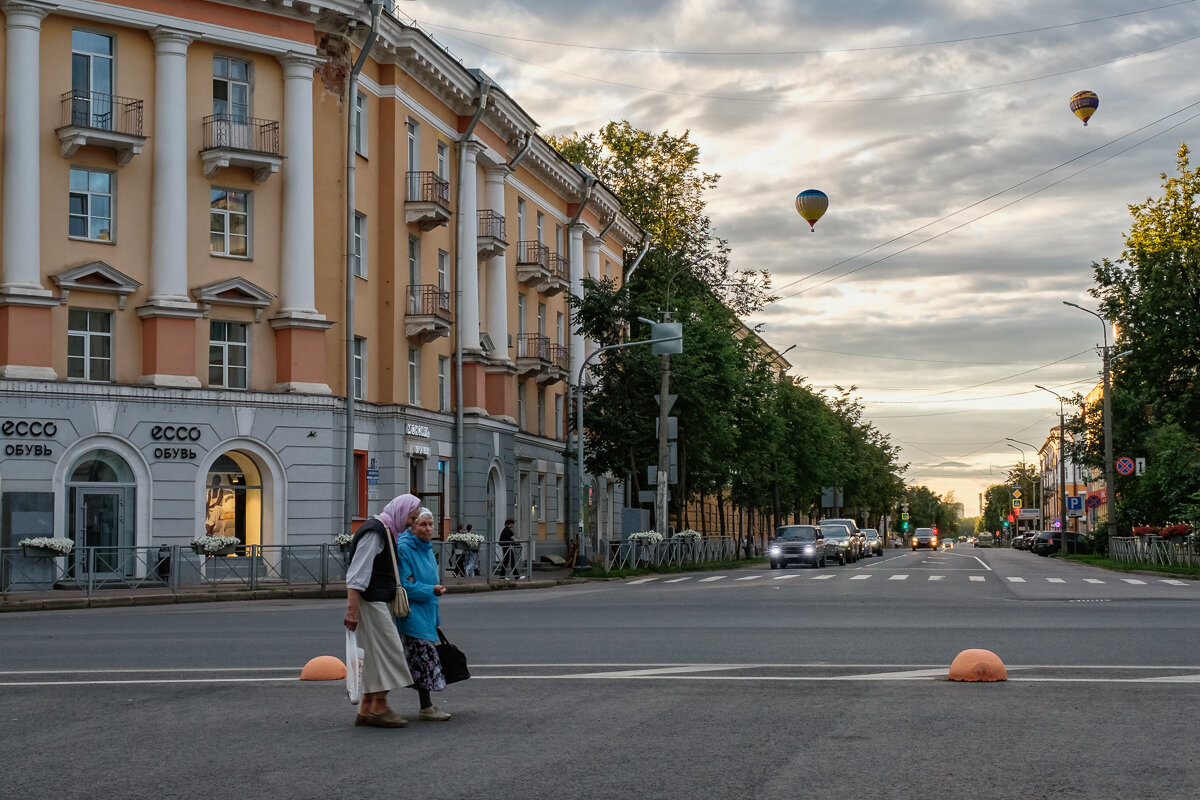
[343,493,421,728]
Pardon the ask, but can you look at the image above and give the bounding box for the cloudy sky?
[399,0,1200,513]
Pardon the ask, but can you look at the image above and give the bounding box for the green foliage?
[1078,142,1200,528]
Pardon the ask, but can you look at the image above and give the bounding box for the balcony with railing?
[200,113,282,183]
[515,335,569,385]
[515,241,550,286]
[56,90,147,165]
[406,171,451,230]
[405,284,452,342]
[477,209,507,259]
[539,252,570,296]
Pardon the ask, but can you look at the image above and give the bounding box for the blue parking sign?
[1066,496,1082,511]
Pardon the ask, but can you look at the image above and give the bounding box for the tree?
[1082,142,1200,528]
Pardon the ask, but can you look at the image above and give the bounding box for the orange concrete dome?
[300,656,347,681]
[949,649,1007,682]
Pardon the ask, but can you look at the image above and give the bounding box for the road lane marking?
[735,575,762,581]
[812,574,835,580]
[888,574,909,581]
[699,576,726,582]
[850,575,872,580]
[627,578,658,584]
[1121,578,1147,585]
[664,577,692,583]
[1084,578,1106,584]
[1007,577,1026,583]
[1158,579,1188,585]
[772,574,799,580]
[969,576,985,582]
[1047,578,1066,584]
[928,575,945,581]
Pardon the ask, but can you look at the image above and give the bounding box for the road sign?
[1066,496,1084,519]
[1012,499,1022,509]
[1115,457,1135,476]
[1135,457,1146,476]
[1085,494,1102,509]
[1018,508,1040,518]
[1012,489,1022,500]
[901,512,910,520]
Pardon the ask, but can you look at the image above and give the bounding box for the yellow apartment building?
[0,0,640,573]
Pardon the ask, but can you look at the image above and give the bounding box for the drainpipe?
[623,232,650,283]
[344,0,383,535]
[507,132,533,170]
[454,74,492,528]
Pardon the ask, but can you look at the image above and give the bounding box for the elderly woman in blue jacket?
[395,507,452,721]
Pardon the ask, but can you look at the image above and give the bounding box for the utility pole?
[655,310,672,536]
[1101,343,1116,545]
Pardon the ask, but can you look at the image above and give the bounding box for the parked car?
[769,525,826,569]
[911,527,938,551]
[862,528,883,556]
[819,524,856,565]
[1031,530,1057,556]
[1031,530,1094,556]
[975,531,995,548]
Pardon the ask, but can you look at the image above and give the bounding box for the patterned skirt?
[402,635,447,692]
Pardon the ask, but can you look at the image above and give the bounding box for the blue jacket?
[395,530,440,642]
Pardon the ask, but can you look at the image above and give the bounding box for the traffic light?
[901,520,909,531]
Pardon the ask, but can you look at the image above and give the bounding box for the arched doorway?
[67,448,136,578]
[204,452,264,549]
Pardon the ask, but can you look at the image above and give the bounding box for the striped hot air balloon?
[795,189,829,232]
[1069,91,1099,126]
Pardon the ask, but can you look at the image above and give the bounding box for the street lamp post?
[1034,385,1070,544]
[1006,438,1040,534]
[1063,301,1116,546]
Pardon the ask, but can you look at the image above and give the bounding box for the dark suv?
[770,525,826,569]
[912,527,938,551]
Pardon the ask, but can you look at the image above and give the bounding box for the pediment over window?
[52,260,142,309]
[191,277,276,322]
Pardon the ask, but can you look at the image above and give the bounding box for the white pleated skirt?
[358,600,414,693]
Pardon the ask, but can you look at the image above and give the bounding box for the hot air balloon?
[795,189,828,232]
[1069,90,1099,126]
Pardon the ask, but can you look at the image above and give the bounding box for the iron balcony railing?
[516,241,549,267]
[60,90,144,135]
[202,113,281,154]
[546,343,570,371]
[407,170,450,206]
[407,284,452,320]
[517,333,550,360]
[547,253,569,282]
[477,209,506,241]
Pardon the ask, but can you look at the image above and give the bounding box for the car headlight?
[769,546,781,556]
[803,545,814,553]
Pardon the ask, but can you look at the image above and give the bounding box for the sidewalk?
[0,566,584,613]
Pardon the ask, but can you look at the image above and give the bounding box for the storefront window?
[205,452,262,548]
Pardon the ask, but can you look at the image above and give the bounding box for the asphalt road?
[2,547,1197,800]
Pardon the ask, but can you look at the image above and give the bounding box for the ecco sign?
[150,425,202,441]
[2,420,58,437]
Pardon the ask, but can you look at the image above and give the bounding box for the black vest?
[349,518,396,603]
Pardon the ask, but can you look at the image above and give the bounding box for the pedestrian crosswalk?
[623,572,1197,589]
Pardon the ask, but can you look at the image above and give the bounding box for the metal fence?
[1,542,538,597]
[1109,536,1200,569]
[603,537,737,571]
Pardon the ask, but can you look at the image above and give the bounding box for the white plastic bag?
[345,628,365,705]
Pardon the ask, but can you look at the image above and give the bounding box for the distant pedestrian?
[499,518,517,577]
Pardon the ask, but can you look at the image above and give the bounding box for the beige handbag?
[385,530,411,618]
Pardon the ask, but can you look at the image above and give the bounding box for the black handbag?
[436,627,470,684]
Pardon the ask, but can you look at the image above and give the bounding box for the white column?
[484,166,509,361]
[583,237,601,358]
[568,223,586,372]
[1,2,51,296]
[457,141,483,352]
[148,29,195,306]
[277,53,322,317]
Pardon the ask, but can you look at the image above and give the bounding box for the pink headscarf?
[376,493,421,538]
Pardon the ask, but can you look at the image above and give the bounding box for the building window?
[437,141,449,182]
[517,382,526,430]
[556,312,564,345]
[537,387,545,436]
[438,355,450,412]
[209,320,248,389]
[407,119,418,170]
[536,211,544,244]
[71,30,113,129]
[353,337,366,400]
[354,90,368,156]
[517,294,526,334]
[537,303,546,337]
[213,56,250,122]
[67,309,112,382]
[554,393,562,439]
[353,212,367,278]
[532,473,543,522]
[408,347,420,405]
[517,198,525,240]
[210,188,250,257]
[437,249,449,292]
[408,236,420,287]
[556,475,564,522]
[68,167,113,241]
